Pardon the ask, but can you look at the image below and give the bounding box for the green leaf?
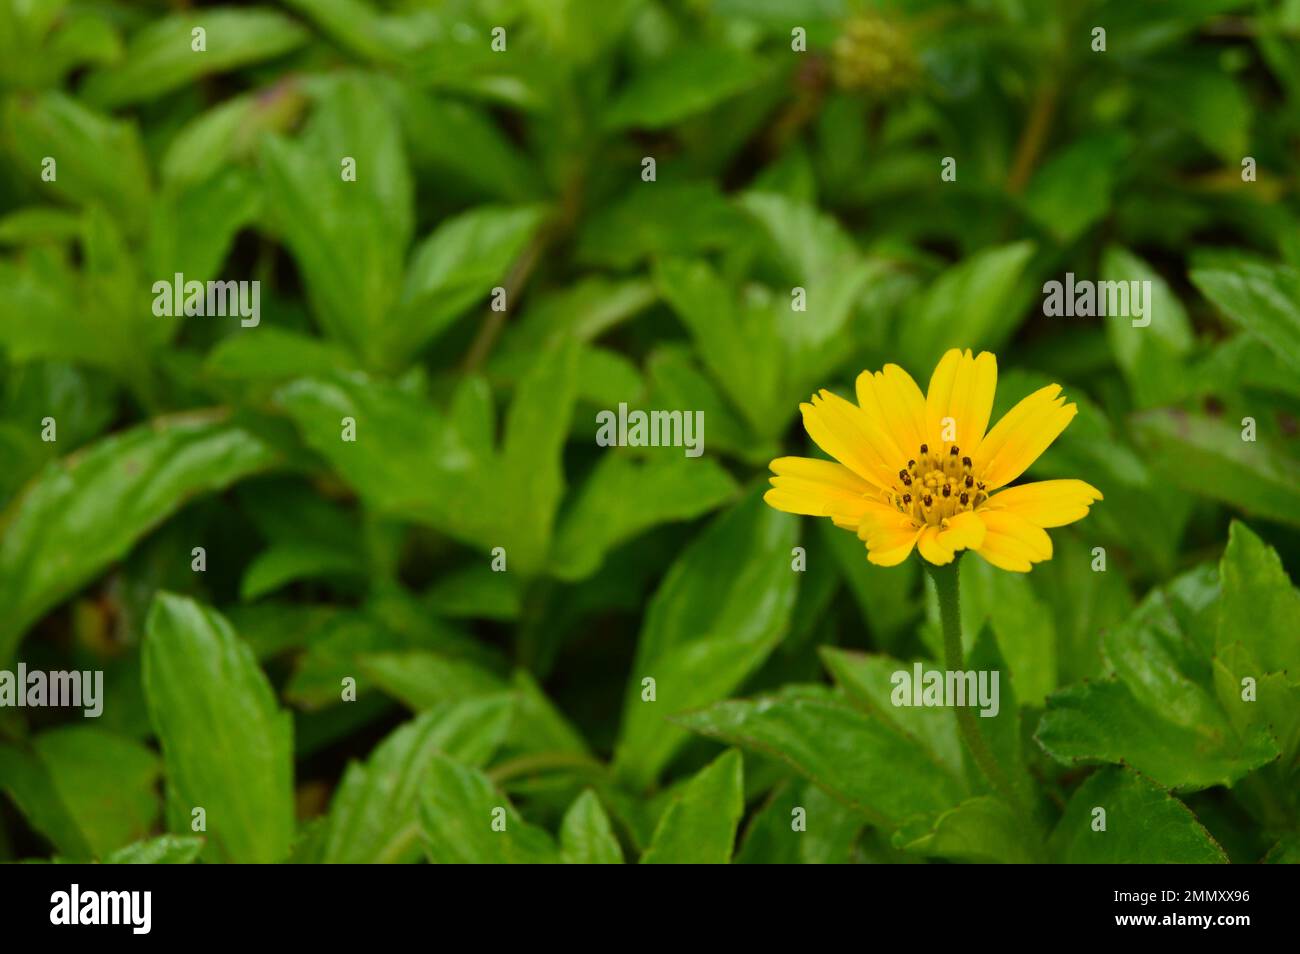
[143,593,295,863]
[1146,63,1251,162]
[161,86,307,190]
[655,257,782,437]
[604,43,767,129]
[740,191,883,361]
[285,612,487,709]
[388,82,542,201]
[560,789,624,864]
[279,0,448,66]
[1264,835,1300,863]
[0,744,93,859]
[1188,336,1300,402]
[1191,254,1300,373]
[277,340,578,575]
[419,753,559,863]
[898,242,1036,372]
[0,362,117,509]
[965,623,1037,813]
[1032,530,1136,686]
[1216,521,1300,680]
[4,8,122,87]
[82,9,308,108]
[645,345,772,465]
[675,686,965,827]
[426,566,522,621]
[1131,406,1300,529]
[819,520,919,648]
[503,670,592,759]
[819,648,963,779]
[640,749,744,864]
[893,796,1035,864]
[105,835,205,864]
[1023,134,1130,244]
[2,91,150,228]
[274,372,450,513]
[205,327,355,383]
[321,698,514,863]
[1048,767,1227,863]
[1101,245,1194,407]
[995,369,1193,570]
[496,276,656,354]
[0,206,82,245]
[576,182,748,268]
[521,0,640,63]
[741,191,860,288]
[0,206,175,380]
[550,454,738,581]
[1214,522,1300,764]
[147,169,262,283]
[1036,568,1280,791]
[1056,661,1215,755]
[734,780,863,864]
[613,490,799,786]
[259,74,412,366]
[0,413,279,664]
[360,652,508,711]
[239,482,364,568]
[240,541,365,601]
[958,557,1056,706]
[32,727,161,858]
[381,204,545,366]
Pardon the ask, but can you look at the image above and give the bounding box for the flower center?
[887,443,988,527]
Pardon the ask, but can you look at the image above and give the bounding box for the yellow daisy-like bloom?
[764,348,1102,572]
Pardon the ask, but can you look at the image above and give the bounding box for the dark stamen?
[949,446,959,456]
[922,494,932,507]
[941,485,951,497]
[964,475,974,488]
[960,491,969,505]
[919,444,928,455]
[962,456,972,468]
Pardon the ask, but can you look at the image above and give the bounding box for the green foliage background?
[1,0,1298,864]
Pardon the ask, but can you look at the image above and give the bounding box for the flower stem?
[925,558,1025,815]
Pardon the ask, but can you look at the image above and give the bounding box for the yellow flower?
[764,349,1102,572]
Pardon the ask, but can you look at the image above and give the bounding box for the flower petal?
[800,390,897,488]
[860,522,922,566]
[765,456,875,521]
[866,529,921,566]
[925,349,997,453]
[853,499,922,566]
[937,510,986,552]
[981,479,1103,528]
[973,509,1053,572]
[857,363,927,463]
[855,498,908,535]
[917,524,956,565]
[972,384,1077,489]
